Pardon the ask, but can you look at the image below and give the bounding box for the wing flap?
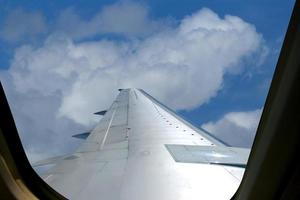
[165,144,250,167]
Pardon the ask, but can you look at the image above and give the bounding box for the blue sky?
[0,0,295,160]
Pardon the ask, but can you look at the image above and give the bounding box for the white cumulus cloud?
[0,4,267,161]
[202,109,262,147]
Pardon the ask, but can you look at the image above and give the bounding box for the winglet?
[94,110,107,115]
[72,132,90,139]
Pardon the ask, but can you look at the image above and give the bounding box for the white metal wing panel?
[42,88,246,200]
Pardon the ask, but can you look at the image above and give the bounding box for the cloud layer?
[0,8,47,42]
[0,3,266,161]
[202,109,262,147]
[56,1,166,39]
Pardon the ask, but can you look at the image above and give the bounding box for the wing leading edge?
[40,88,248,200]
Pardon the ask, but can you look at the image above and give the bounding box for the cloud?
[0,74,86,162]
[0,5,267,161]
[202,109,262,147]
[0,8,47,42]
[56,1,168,39]
[1,1,164,42]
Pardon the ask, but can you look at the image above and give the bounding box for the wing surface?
[41,89,248,200]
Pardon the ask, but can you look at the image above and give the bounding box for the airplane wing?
[39,88,249,200]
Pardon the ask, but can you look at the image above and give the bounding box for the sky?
[0,0,295,162]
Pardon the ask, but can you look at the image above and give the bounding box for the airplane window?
[0,1,295,199]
